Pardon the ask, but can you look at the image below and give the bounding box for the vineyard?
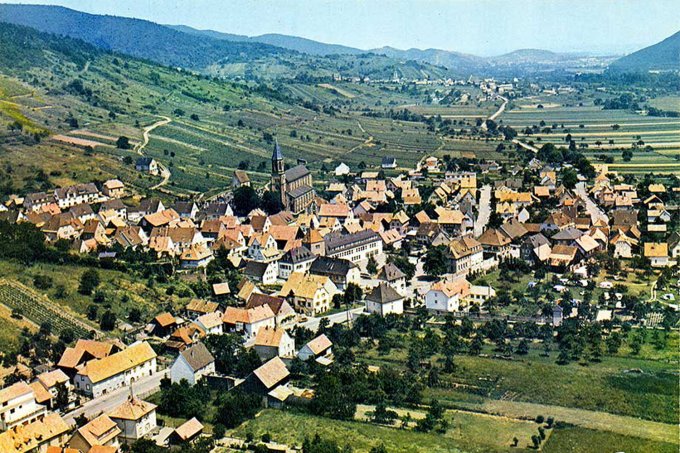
[0,279,98,338]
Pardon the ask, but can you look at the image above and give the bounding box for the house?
[243,357,290,397]
[381,156,397,169]
[669,232,680,258]
[477,227,513,260]
[108,396,157,441]
[222,305,276,338]
[309,256,360,290]
[574,234,600,258]
[245,260,279,285]
[302,229,326,256]
[548,245,579,271]
[246,293,296,327]
[194,312,224,336]
[0,382,47,430]
[0,413,70,453]
[57,339,122,378]
[54,183,101,209]
[172,201,199,220]
[298,334,333,362]
[151,312,178,337]
[377,263,407,296]
[212,282,231,298]
[68,414,121,452]
[644,243,671,267]
[365,283,404,317]
[278,246,316,279]
[521,233,551,263]
[170,342,216,386]
[31,369,71,410]
[611,230,638,259]
[253,327,296,361]
[135,157,158,174]
[168,417,204,445]
[247,233,279,262]
[279,272,336,316]
[185,299,219,319]
[102,179,125,198]
[165,324,206,351]
[232,170,251,188]
[334,162,350,176]
[180,245,214,268]
[448,236,484,276]
[324,230,383,264]
[425,277,470,314]
[74,342,157,398]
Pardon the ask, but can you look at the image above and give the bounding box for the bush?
[535,415,545,424]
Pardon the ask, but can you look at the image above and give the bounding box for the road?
[512,138,539,153]
[300,306,366,331]
[575,182,608,224]
[474,184,492,237]
[64,369,168,424]
[487,95,508,122]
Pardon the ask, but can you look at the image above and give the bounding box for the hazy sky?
[3,0,678,55]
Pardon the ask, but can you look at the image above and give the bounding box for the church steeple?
[271,140,287,209]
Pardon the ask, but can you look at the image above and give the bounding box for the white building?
[108,396,158,441]
[253,327,296,361]
[334,162,350,176]
[425,278,469,314]
[365,283,404,317]
[298,334,333,362]
[170,343,216,386]
[74,342,157,398]
[194,312,224,336]
[325,230,383,264]
[0,382,46,430]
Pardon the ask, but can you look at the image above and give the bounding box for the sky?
[3,0,678,56]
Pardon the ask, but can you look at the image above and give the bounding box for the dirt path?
[135,116,171,155]
[134,116,172,190]
[512,138,539,153]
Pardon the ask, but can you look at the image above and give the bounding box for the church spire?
[272,139,283,161]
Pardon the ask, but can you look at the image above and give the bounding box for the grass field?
[543,425,678,453]
[229,409,541,453]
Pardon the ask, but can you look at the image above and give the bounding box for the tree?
[232,186,261,216]
[371,401,398,425]
[55,382,69,410]
[78,269,100,295]
[622,149,633,162]
[561,168,578,189]
[370,445,388,453]
[366,256,378,275]
[310,373,356,420]
[516,339,529,355]
[215,391,261,428]
[423,246,448,277]
[261,190,283,215]
[116,136,131,149]
[99,310,117,331]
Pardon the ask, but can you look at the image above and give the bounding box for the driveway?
[300,306,366,331]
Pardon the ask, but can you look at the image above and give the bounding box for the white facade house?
[365,283,404,317]
[194,312,224,336]
[54,183,103,209]
[170,343,216,386]
[0,382,47,430]
[425,280,467,314]
[74,342,157,398]
[109,397,158,440]
[222,305,277,338]
[253,327,296,361]
[298,334,333,362]
[335,162,350,176]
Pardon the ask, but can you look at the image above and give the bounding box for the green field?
[229,408,541,453]
[543,425,678,453]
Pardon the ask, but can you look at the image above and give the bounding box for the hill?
[371,46,489,75]
[609,31,680,72]
[0,4,289,70]
[488,49,567,65]
[0,4,456,81]
[170,25,364,56]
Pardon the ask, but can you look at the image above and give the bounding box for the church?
[271,141,315,214]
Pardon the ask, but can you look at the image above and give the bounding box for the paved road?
[64,369,168,424]
[474,184,492,237]
[300,306,366,331]
[575,182,608,224]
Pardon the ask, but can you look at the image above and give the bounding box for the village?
[0,133,677,453]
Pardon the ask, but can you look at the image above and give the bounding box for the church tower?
[271,140,287,208]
